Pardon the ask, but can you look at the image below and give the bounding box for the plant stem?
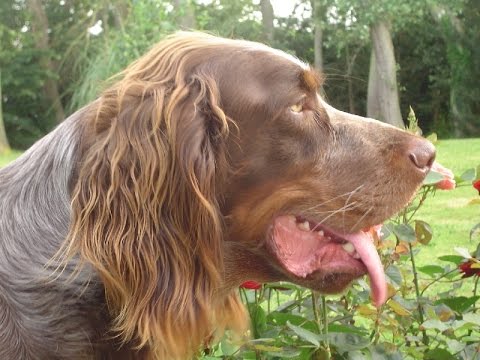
[312,291,321,333]
[474,276,479,299]
[321,295,331,358]
[420,269,459,296]
[312,292,331,358]
[409,243,429,345]
[407,187,431,223]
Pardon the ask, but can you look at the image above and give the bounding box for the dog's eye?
[290,103,304,113]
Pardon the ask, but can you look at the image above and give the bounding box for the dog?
[0,32,436,359]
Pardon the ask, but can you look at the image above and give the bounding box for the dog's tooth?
[353,252,361,259]
[297,221,310,231]
[342,242,355,254]
[318,230,324,237]
[287,215,297,223]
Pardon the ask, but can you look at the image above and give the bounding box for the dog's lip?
[269,215,387,307]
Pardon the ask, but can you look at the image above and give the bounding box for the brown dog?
[0,32,435,359]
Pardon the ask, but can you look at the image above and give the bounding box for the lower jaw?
[285,265,367,293]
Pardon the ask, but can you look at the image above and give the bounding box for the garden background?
[0,0,479,359]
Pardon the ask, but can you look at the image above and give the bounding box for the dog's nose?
[407,138,436,171]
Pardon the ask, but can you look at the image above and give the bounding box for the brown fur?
[46,32,434,358]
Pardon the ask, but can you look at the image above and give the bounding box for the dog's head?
[66,32,435,358]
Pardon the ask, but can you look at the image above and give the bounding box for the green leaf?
[379,224,392,240]
[385,265,403,286]
[392,224,416,243]
[265,347,303,358]
[220,337,239,356]
[470,223,480,242]
[417,265,445,277]
[424,349,456,360]
[415,220,433,245]
[250,304,267,337]
[251,344,284,352]
[460,168,476,182]
[370,343,403,360]
[446,339,466,354]
[420,319,448,332]
[286,322,320,347]
[268,312,316,331]
[423,170,444,185]
[327,324,369,336]
[348,351,369,360]
[328,333,371,352]
[438,255,464,265]
[463,313,480,326]
[435,296,480,314]
[388,299,412,316]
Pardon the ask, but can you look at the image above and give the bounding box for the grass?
[415,138,480,267]
[1,138,479,266]
[0,150,23,167]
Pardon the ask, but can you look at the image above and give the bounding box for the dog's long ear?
[65,72,234,358]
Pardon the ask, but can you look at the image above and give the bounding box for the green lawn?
[415,138,480,266]
[0,150,23,167]
[1,139,479,266]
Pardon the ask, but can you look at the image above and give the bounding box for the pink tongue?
[343,231,387,307]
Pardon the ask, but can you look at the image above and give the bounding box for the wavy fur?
[63,34,245,358]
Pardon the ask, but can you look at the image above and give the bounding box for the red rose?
[430,162,456,190]
[458,260,480,278]
[240,281,262,290]
[473,179,480,194]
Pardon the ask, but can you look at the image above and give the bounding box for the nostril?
[409,153,419,168]
[407,139,436,171]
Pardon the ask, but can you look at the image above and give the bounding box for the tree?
[367,19,403,127]
[173,0,196,29]
[260,0,274,43]
[27,0,65,123]
[0,69,10,153]
[429,0,480,136]
[310,0,324,71]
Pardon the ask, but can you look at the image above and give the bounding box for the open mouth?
[270,215,387,307]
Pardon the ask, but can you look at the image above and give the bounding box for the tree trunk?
[27,0,65,124]
[367,50,381,120]
[0,69,10,153]
[173,0,196,29]
[346,46,360,114]
[367,20,404,128]
[260,0,274,43]
[112,1,129,30]
[310,0,323,72]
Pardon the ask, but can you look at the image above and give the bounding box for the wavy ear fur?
[64,56,244,358]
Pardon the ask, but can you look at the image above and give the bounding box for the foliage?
[1,0,480,148]
[68,0,177,109]
[0,3,50,147]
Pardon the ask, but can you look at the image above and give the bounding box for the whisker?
[313,202,359,229]
[341,184,364,231]
[349,206,373,233]
[302,184,364,213]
